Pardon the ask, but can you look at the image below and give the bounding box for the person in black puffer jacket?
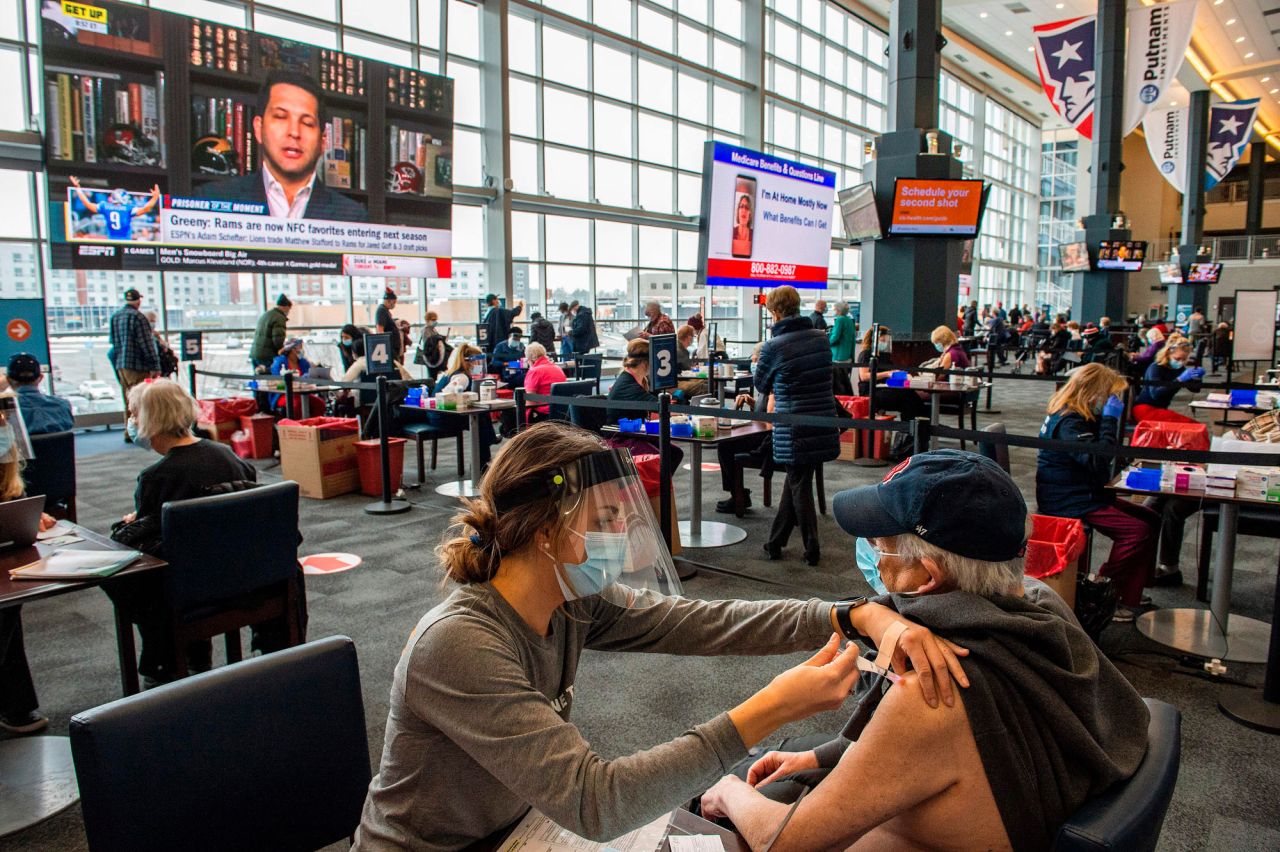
[754,286,839,565]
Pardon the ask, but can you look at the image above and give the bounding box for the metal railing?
[1152,235,1280,263]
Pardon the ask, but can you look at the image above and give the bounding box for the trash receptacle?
[355,438,406,497]
[239,413,276,459]
[1024,514,1086,607]
[861,414,895,460]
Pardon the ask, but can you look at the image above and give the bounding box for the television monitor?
[1058,241,1091,272]
[41,0,453,276]
[1096,240,1147,271]
[1157,263,1183,284]
[836,182,881,242]
[1187,262,1223,284]
[886,178,987,236]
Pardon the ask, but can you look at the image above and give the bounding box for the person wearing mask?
[1129,326,1165,373]
[569,300,599,355]
[6,353,72,434]
[809,300,828,331]
[354,421,968,850]
[1079,323,1114,364]
[251,294,292,372]
[929,326,970,371]
[337,324,364,372]
[1211,321,1232,372]
[638,301,675,339]
[855,326,928,422]
[374,288,401,364]
[429,344,498,467]
[491,327,527,387]
[986,312,1009,365]
[557,302,574,359]
[0,395,56,733]
[104,380,295,685]
[1035,321,1071,375]
[1098,316,1113,341]
[109,287,160,437]
[699,451,1149,852]
[528,311,557,351]
[268,339,327,418]
[755,286,839,566]
[675,325,708,397]
[1133,338,1202,424]
[415,313,452,383]
[482,294,524,355]
[1036,364,1158,621]
[604,338,685,468]
[519,342,567,424]
[1008,303,1021,325]
[828,302,856,396]
[962,300,978,336]
[340,337,413,384]
[1186,306,1205,337]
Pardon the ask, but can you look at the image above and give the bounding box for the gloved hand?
[1101,395,1125,421]
[1178,367,1205,382]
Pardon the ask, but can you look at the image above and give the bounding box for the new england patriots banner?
[1206,99,1260,190]
[1034,16,1097,139]
[1143,107,1187,193]
[1124,0,1197,136]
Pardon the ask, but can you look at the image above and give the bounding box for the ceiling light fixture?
[1235,36,1246,43]
[979,12,988,18]
[1246,52,1256,59]
[1005,30,1013,36]
[1226,18,1237,25]
[1263,77,1272,83]
[1272,88,1279,95]
[1055,2,1064,8]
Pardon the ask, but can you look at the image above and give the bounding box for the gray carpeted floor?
[4,372,1279,851]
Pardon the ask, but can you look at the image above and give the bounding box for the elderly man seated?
[701,450,1150,851]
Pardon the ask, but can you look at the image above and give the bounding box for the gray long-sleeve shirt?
[354,583,832,851]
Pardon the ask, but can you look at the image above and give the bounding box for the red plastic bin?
[355,438,406,497]
[239,413,276,459]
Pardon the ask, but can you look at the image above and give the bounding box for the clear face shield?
[502,449,682,609]
[0,395,33,462]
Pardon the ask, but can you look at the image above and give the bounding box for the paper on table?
[10,549,140,581]
[36,521,78,541]
[496,809,669,852]
[667,837,723,852]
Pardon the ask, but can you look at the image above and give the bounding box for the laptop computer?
[306,366,333,381]
[0,495,46,551]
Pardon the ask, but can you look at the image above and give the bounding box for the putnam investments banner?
[1144,107,1188,194]
[1123,0,1196,136]
[1143,99,1260,195]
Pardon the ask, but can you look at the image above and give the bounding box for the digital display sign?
[886,178,986,237]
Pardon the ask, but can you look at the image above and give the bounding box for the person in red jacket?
[521,343,568,422]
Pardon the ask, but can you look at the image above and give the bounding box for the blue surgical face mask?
[855,538,889,595]
[126,419,152,451]
[877,340,891,353]
[934,342,945,353]
[341,337,353,347]
[557,530,629,601]
[1170,359,1184,369]
[0,425,14,458]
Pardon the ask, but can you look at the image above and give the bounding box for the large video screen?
[1058,241,1090,272]
[886,178,986,236]
[1096,240,1146,272]
[1157,262,1183,284]
[41,0,452,276]
[1188,262,1222,284]
[697,141,835,289]
[836,182,881,242]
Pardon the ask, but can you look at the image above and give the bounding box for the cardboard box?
[1038,558,1078,609]
[838,429,859,461]
[278,418,360,499]
[197,418,238,444]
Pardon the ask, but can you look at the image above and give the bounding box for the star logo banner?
[1206,99,1260,190]
[1033,16,1097,139]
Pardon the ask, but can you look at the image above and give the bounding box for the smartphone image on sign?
[731,175,757,259]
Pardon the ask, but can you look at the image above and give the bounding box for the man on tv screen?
[196,70,368,223]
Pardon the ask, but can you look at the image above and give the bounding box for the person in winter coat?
[569,301,599,354]
[828,302,857,396]
[1035,363,1157,621]
[754,286,839,566]
[528,312,557,351]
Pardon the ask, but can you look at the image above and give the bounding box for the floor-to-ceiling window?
[977,99,1036,311]
[1037,133,1079,315]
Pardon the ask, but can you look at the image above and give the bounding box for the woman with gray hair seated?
[105,379,260,686]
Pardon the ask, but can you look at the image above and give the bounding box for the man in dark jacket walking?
[528,311,557,351]
[569,301,599,354]
[754,286,839,565]
[108,287,160,435]
[252,295,291,370]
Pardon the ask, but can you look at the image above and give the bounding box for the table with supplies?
[0,523,165,837]
[1108,461,1279,663]
[402,400,515,497]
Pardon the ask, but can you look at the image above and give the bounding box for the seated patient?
[701,450,1151,851]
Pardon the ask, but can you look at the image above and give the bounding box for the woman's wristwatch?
[832,597,871,640]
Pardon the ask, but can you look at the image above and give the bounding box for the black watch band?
[834,597,870,640]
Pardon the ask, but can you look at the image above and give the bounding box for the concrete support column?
[1170,88,1210,320]
[1071,0,1127,324]
[1246,140,1266,236]
[480,0,513,304]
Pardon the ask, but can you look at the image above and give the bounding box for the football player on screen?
[68,176,161,242]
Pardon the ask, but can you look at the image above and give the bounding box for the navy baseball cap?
[123,288,143,302]
[6,353,41,384]
[832,449,1027,562]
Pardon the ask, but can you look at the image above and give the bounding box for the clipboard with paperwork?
[10,548,141,581]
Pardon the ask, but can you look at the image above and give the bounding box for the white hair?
[891,525,1029,598]
[129,379,198,440]
[525,342,547,361]
[834,301,849,315]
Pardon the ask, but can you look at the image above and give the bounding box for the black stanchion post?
[284,372,296,420]
[515,387,527,431]
[187,362,197,397]
[658,392,673,553]
[985,350,1000,414]
[912,417,931,458]
[1219,551,1280,733]
[365,376,410,515]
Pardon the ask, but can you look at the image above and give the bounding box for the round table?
[0,736,79,838]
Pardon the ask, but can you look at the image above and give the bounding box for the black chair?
[70,635,370,852]
[731,453,825,518]
[1053,698,1181,852]
[23,430,76,522]
[574,353,604,393]
[548,379,597,423]
[939,389,980,449]
[976,421,1010,474]
[1194,505,1280,602]
[568,394,611,434]
[401,422,466,485]
[160,481,305,677]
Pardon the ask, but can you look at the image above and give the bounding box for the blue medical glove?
[1101,395,1125,421]
[1178,367,1204,382]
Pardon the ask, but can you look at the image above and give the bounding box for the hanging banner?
[1123,0,1197,136]
[1033,16,1097,139]
[1206,99,1260,190]
[1144,107,1188,193]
